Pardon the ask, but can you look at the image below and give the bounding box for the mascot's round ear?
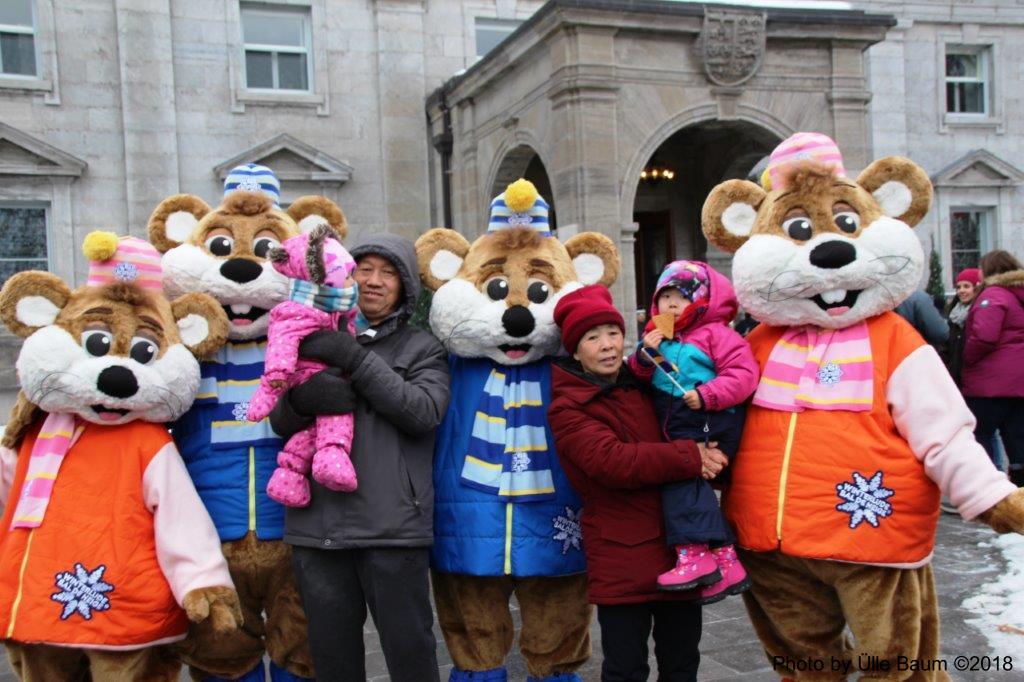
[564,232,620,287]
[288,196,348,242]
[856,157,933,228]
[0,271,71,337]
[702,179,766,254]
[171,292,230,358]
[148,194,213,253]
[415,228,471,292]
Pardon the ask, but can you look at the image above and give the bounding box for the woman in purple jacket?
[962,250,1024,486]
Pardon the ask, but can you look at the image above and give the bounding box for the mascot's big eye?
[81,330,112,357]
[834,212,860,234]
[486,277,510,301]
[253,237,281,259]
[205,235,234,256]
[527,280,550,304]
[783,217,812,241]
[129,337,158,365]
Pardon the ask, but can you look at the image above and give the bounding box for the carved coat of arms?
[699,9,766,87]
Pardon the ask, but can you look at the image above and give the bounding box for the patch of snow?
[962,534,1024,653]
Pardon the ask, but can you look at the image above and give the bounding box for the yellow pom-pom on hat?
[504,179,539,214]
[84,232,164,292]
[488,178,551,235]
[82,230,120,262]
[760,168,772,191]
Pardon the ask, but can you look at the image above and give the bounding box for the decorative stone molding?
[0,122,86,177]
[699,8,766,88]
[931,149,1024,189]
[213,133,353,185]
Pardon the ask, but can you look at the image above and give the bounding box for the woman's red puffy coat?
[548,359,701,604]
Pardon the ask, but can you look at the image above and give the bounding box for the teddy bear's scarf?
[753,321,874,412]
[10,413,81,530]
[460,365,556,501]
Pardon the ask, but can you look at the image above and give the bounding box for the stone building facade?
[0,0,1022,413]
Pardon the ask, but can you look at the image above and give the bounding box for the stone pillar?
[828,43,874,170]
[114,0,180,232]
[620,221,640,347]
[373,0,431,240]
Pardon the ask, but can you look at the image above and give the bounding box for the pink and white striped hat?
[83,231,163,292]
[764,132,846,192]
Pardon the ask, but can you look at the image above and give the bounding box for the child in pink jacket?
[247,224,359,505]
[628,260,759,603]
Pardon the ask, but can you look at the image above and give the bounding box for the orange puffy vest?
[0,420,189,648]
[723,313,940,566]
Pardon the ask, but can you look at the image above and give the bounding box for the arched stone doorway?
[490,145,557,231]
[631,120,779,315]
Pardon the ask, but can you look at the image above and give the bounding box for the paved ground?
[0,513,1018,681]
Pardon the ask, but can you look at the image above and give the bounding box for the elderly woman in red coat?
[548,285,729,682]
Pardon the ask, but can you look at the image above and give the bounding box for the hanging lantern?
[641,157,675,184]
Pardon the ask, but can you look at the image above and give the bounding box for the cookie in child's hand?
[653,312,675,339]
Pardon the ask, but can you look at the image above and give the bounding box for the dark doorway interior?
[634,210,674,315]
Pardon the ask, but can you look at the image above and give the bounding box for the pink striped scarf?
[752,321,874,412]
[10,413,81,530]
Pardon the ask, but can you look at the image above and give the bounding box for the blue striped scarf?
[460,364,555,501]
[289,279,358,313]
[195,340,280,450]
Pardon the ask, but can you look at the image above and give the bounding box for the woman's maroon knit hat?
[554,284,624,353]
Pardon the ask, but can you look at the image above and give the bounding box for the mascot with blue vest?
[415,179,620,682]
[148,165,347,682]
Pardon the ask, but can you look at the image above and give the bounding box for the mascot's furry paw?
[976,488,1024,534]
[183,586,244,633]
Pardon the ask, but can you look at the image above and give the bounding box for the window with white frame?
[474,18,522,59]
[945,46,990,115]
[241,3,312,91]
[0,0,36,77]
[950,207,993,277]
[0,205,48,288]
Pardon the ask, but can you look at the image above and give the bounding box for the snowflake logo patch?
[507,213,533,227]
[835,471,894,529]
[817,361,843,386]
[510,452,531,473]
[238,178,261,193]
[51,563,114,621]
[552,507,582,554]
[113,262,139,282]
[232,401,250,422]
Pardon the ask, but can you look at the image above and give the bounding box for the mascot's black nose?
[220,258,262,283]
[810,240,856,269]
[502,305,535,338]
[97,366,138,398]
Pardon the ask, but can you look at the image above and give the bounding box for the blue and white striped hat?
[224,163,281,207]
[487,179,550,236]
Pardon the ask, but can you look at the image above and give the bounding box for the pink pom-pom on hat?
[83,232,164,292]
[765,132,846,192]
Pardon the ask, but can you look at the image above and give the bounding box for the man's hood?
[350,233,421,314]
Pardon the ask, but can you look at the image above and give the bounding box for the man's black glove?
[299,329,369,375]
[289,367,358,417]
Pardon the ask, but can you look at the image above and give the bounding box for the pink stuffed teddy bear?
[246,224,359,505]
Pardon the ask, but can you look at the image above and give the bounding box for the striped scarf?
[196,340,280,449]
[11,413,81,530]
[753,321,874,412]
[289,279,359,313]
[460,364,555,501]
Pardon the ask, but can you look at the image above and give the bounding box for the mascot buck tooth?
[147,164,346,682]
[0,232,240,680]
[701,132,1024,679]
[416,179,620,682]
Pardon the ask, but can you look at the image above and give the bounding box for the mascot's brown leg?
[738,549,852,681]
[86,645,181,681]
[514,574,592,678]
[834,563,948,682]
[431,570,515,672]
[177,534,267,680]
[264,542,315,678]
[5,642,89,681]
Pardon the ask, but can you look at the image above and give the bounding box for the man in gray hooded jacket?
[269,233,450,682]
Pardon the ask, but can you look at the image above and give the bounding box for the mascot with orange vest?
[702,132,1024,679]
[0,232,240,680]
